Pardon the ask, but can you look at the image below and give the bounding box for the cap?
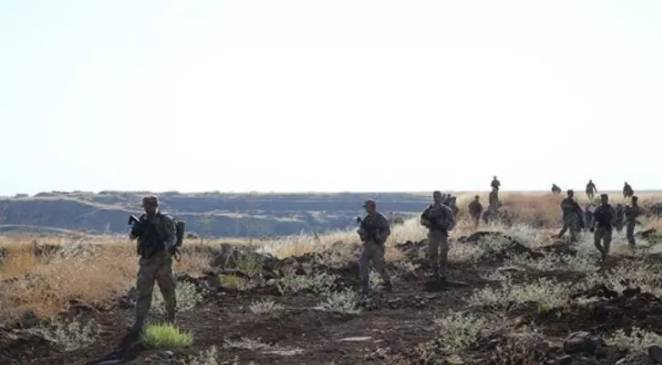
[142,195,159,207]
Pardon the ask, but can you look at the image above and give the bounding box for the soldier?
[614,204,625,233]
[129,196,178,332]
[592,194,616,263]
[557,190,582,242]
[357,200,392,295]
[586,180,597,200]
[491,176,501,192]
[551,184,562,194]
[484,186,501,224]
[468,195,483,228]
[625,196,643,248]
[623,182,634,198]
[421,191,456,280]
[448,196,460,217]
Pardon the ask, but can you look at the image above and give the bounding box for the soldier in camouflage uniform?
[551,184,562,194]
[625,196,644,248]
[421,191,456,280]
[586,180,597,200]
[491,176,501,192]
[357,200,392,295]
[592,194,616,263]
[623,182,634,198]
[130,196,178,331]
[557,190,582,243]
[468,195,483,228]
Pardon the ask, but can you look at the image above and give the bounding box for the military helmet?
[362,199,376,208]
[142,195,159,207]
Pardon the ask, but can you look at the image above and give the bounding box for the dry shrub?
[501,193,563,228]
[0,237,136,321]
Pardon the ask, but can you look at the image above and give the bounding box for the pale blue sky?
[1,1,661,196]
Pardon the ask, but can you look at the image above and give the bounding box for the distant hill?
[0,191,432,237]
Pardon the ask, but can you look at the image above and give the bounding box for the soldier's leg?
[593,230,605,259]
[358,242,372,294]
[372,244,391,289]
[155,256,177,323]
[603,230,612,259]
[438,233,449,279]
[626,223,636,247]
[428,232,440,274]
[134,258,158,329]
[558,223,569,238]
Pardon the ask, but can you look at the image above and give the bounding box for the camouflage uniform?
[623,183,634,198]
[625,200,643,247]
[491,177,501,191]
[421,203,455,277]
[468,197,483,228]
[357,211,391,294]
[593,203,615,262]
[558,196,582,242]
[614,204,625,233]
[586,181,597,200]
[131,202,178,330]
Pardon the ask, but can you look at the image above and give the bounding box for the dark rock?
[563,331,602,354]
[556,354,573,365]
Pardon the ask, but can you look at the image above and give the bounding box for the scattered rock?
[563,331,602,354]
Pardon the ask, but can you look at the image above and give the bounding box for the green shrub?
[141,323,193,349]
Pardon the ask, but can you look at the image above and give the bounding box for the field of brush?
[2,192,662,364]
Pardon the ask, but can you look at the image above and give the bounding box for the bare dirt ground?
[3,228,662,364]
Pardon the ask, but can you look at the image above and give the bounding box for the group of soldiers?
[128,177,646,330]
[553,179,635,200]
[556,180,645,262]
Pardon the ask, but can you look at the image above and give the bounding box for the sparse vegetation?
[249,299,284,315]
[317,289,361,314]
[276,272,337,295]
[28,318,99,352]
[151,280,204,315]
[606,327,662,352]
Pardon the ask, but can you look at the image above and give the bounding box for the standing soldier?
[623,182,634,198]
[129,196,178,332]
[551,184,562,194]
[421,191,456,280]
[468,195,483,228]
[491,176,501,192]
[484,186,501,223]
[357,200,392,295]
[586,180,597,200]
[625,196,644,248]
[592,194,616,263]
[557,190,582,242]
[448,196,460,217]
